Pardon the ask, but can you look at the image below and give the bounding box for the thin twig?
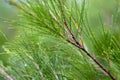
[81,48,115,80]
[0,67,13,80]
[57,0,83,48]
[57,0,115,80]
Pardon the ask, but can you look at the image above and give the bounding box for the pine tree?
[0,0,120,80]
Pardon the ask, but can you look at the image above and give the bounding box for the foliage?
[0,0,120,80]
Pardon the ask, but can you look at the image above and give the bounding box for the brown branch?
[81,48,115,80]
[57,0,83,48]
[57,0,115,80]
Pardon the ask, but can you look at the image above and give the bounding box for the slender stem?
[80,47,115,80]
[0,67,13,80]
[67,38,115,80]
[67,28,115,80]
[57,0,83,48]
[57,0,115,80]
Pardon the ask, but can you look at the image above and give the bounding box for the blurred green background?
[0,0,17,66]
[0,0,17,42]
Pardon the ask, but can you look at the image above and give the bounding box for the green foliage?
[0,0,120,80]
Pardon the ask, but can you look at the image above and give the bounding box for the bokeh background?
[0,0,18,40]
[0,0,18,67]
